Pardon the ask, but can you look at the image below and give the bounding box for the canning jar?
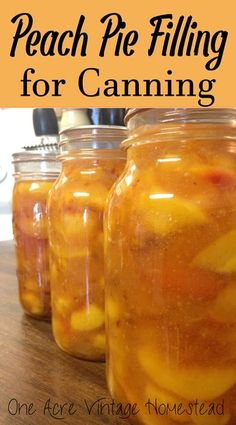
[12,151,60,320]
[48,125,126,361]
[105,109,236,425]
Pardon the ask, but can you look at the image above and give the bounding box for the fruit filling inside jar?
[105,112,236,425]
[49,150,125,361]
[13,179,55,319]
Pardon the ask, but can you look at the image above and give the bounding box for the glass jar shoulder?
[49,158,126,212]
[110,139,236,201]
[106,140,236,249]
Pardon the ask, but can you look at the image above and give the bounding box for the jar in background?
[105,109,236,425]
[12,151,60,320]
[48,125,127,361]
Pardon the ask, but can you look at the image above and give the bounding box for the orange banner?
[0,0,235,106]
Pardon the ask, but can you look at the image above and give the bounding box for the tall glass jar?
[48,126,127,361]
[105,109,236,425]
[12,151,60,320]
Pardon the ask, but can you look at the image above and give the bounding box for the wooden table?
[0,241,125,425]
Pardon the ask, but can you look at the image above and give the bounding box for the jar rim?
[124,108,236,126]
[59,125,127,154]
[12,151,59,163]
[60,124,127,133]
[124,108,151,125]
[59,125,127,145]
[122,108,236,149]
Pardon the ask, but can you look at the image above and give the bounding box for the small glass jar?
[105,109,236,425]
[12,151,60,320]
[48,125,127,361]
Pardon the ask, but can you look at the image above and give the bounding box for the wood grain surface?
[0,241,125,425]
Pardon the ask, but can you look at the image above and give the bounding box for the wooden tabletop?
[0,241,124,425]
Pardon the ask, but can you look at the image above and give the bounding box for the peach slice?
[138,346,236,400]
[209,284,236,323]
[53,296,72,317]
[106,297,120,322]
[13,181,53,238]
[135,190,207,236]
[93,333,106,351]
[192,230,236,273]
[49,209,100,259]
[144,383,190,423]
[70,304,104,332]
[21,292,44,315]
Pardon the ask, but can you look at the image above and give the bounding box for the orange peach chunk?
[135,190,207,236]
[193,230,236,273]
[138,346,236,400]
[106,297,120,321]
[21,292,44,315]
[144,383,189,423]
[209,284,236,323]
[70,304,105,332]
[54,296,72,317]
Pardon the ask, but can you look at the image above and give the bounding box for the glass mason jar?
[105,109,236,425]
[48,125,127,361]
[12,151,60,320]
